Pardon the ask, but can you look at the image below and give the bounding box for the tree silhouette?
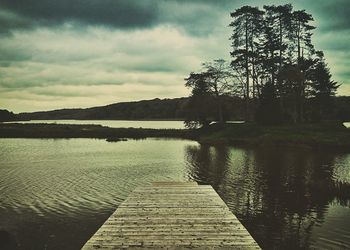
[263,4,293,70]
[309,51,339,120]
[184,72,214,128]
[185,4,339,126]
[291,10,315,64]
[230,6,264,120]
[184,60,239,128]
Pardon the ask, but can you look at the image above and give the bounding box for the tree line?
[184,4,339,128]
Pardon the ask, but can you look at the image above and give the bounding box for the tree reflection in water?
[185,144,350,249]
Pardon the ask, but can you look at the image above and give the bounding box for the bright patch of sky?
[0,0,349,112]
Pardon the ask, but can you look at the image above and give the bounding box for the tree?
[184,60,238,128]
[202,59,239,123]
[309,51,339,120]
[230,6,265,120]
[257,18,279,90]
[277,65,306,123]
[184,4,338,126]
[259,6,316,124]
[184,72,214,128]
[256,80,283,125]
[291,10,315,64]
[263,4,293,70]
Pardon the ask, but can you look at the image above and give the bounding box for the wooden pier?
[82,182,260,249]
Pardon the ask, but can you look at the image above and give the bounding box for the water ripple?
[1,139,350,250]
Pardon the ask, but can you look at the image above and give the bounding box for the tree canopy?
[184,4,339,127]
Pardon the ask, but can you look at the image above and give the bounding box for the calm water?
[5,120,348,128]
[0,139,350,250]
[5,120,185,129]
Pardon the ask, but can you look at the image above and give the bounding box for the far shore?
[0,123,350,152]
[0,122,349,151]
[3,118,186,122]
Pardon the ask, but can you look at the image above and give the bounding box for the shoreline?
[3,118,186,122]
[0,122,349,151]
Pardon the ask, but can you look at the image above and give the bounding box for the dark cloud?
[0,9,32,34]
[158,1,229,36]
[0,0,159,32]
[1,0,350,34]
[298,0,350,32]
[0,0,241,35]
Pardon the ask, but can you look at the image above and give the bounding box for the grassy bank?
[198,122,350,151]
[0,122,349,151]
[0,123,197,140]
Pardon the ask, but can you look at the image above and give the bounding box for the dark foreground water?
[0,139,349,250]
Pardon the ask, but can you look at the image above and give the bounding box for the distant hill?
[1,96,348,122]
[17,98,190,121]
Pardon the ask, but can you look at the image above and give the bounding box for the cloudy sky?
[0,0,349,112]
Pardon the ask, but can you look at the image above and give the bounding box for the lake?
[4,120,349,129]
[0,138,350,249]
[4,120,186,129]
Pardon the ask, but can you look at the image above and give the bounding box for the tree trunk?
[279,16,283,70]
[297,22,301,63]
[218,98,224,123]
[252,63,256,99]
[245,17,250,121]
[245,18,250,100]
[214,85,224,124]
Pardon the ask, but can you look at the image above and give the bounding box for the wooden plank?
[96,228,249,233]
[98,224,246,229]
[151,181,198,186]
[82,182,260,249]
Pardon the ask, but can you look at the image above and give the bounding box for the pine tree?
[230,6,264,120]
[291,10,315,64]
[183,4,338,126]
[263,4,293,70]
[309,51,339,120]
[184,72,213,128]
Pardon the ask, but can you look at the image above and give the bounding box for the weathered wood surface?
[82,182,260,249]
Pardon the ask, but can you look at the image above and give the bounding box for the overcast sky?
[0,0,349,112]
